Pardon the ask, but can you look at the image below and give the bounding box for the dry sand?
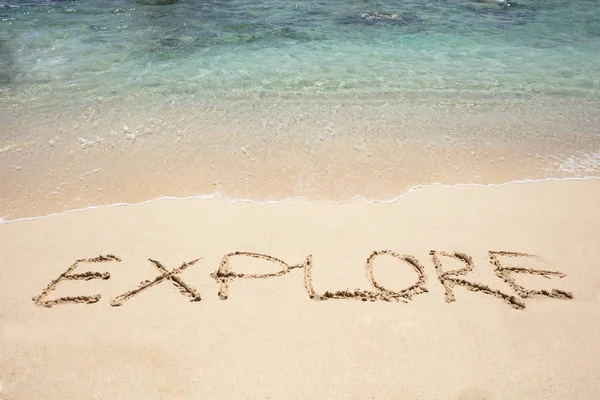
[1,178,600,399]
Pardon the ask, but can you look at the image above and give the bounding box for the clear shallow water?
[1,0,599,106]
[1,0,600,220]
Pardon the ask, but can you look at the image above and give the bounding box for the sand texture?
[1,179,600,399]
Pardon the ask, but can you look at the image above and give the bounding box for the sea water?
[2,0,600,103]
[1,0,599,219]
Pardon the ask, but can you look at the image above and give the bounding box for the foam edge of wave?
[1,175,599,225]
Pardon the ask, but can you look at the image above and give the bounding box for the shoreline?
[2,174,600,224]
[2,95,599,220]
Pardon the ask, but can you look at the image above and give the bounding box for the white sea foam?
[1,176,598,225]
[545,152,600,174]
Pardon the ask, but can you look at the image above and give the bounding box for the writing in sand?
[32,250,573,311]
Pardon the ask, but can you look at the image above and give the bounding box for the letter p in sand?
[211,252,310,300]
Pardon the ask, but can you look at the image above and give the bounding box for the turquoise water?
[1,0,600,219]
[1,0,599,107]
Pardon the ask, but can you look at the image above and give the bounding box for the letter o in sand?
[366,250,428,301]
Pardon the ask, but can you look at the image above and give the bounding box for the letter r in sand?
[430,250,525,310]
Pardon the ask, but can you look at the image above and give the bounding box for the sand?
[1,178,600,399]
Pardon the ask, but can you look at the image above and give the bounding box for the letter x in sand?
[110,258,202,306]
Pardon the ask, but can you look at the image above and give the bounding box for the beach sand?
[1,178,599,399]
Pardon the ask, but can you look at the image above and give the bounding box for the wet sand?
[2,97,600,220]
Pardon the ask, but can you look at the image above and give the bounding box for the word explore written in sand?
[32,250,573,311]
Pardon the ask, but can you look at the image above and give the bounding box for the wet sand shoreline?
[2,97,599,220]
